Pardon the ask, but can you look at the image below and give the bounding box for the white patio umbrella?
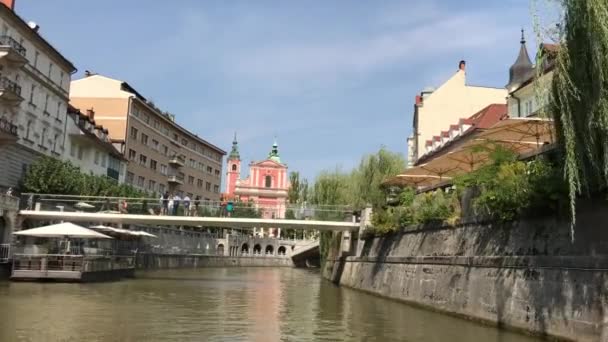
[74,201,95,209]
[14,222,113,239]
[131,231,157,238]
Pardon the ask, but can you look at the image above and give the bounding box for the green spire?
[229,132,240,160]
[268,137,281,163]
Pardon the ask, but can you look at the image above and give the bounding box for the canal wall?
[136,253,294,269]
[323,200,608,341]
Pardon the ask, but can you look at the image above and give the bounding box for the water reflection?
[0,268,542,342]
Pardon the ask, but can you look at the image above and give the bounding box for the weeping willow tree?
[551,0,608,240]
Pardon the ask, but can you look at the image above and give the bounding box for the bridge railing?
[19,193,357,223]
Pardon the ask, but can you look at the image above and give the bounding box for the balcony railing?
[0,117,17,137]
[0,35,26,57]
[168,155,185,167]
[0,76,21,97]
[167,174,184,184]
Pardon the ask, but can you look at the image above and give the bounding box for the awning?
[14,222,113,239]
[385,117,555,189]
[90,225,156,238]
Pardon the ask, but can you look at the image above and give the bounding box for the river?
[0,268,542,342]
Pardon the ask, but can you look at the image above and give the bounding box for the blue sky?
[19,0,539,181]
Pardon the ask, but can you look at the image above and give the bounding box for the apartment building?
[406,61,507,167]
[0,0,76,189]
[70,74,226,200]
[64,106,127,183]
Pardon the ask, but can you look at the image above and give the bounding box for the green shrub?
[412,189,454,224]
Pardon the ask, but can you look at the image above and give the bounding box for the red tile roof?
[467,103,508,129]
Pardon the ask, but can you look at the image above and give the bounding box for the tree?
[288,171,301,204]
[550,0,608,238]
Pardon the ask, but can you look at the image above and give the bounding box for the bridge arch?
[217,243,224,256]
[241,243,249,255]
[278,246,286,256]
[253,244,262,255]
[265,245,274,255]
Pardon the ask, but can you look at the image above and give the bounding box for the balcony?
[0,35,26,67]
[167,174,184,185]
[0,76,22,105]
[168,155,185,167]
[0,117,18,143]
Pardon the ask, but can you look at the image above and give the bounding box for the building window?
[198,162,204,170]
[94,151,100,165]
[150,159,157,171]
[60,71,64,88]
[143,114,150,124]
[128,149,136,161]
[40,127,47,147]
[26,120,32,140]
[53,134,59,152]
[126,172,134,184]
[29,84,36,104]
[158,184,166,194]
[231,164,237,171]
[137,176,145,187]
[48,63,53,79]
[140,133,148,145]
[56,102,62,121]
[197,179,203,188]
[153,120,159,129]
[188,175,194,185]
[152,139,159,150]
[206,166,212,173]
[215,169,220,177]
[213,185,219,193]
[148,179,156,191]
[189,158,195,168]
[131,107,140,117]
[162,145,168,156]
[101,154,107,167]
[265,175,272,188]
[160,164,167,175]
[181,138,188,146]
[139,154,147,166]
[205,182,211,191]
[130,127,138,140]
[44,94,49,113]
[34,51,39,68]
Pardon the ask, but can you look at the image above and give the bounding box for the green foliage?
[22,157,149,198]
[411,189,455,224]
[550,0,608,238]
[454,146,567,222]
[230,200,262,218]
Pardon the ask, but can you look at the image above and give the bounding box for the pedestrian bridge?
[19,210,359,232]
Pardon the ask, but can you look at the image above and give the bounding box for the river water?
[0,268,542,342]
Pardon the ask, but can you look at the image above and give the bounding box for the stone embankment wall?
[323,201,608,342]
[137,254,293,269]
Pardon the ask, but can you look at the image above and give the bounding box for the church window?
[265,175,272,188]
[231,164,237,171]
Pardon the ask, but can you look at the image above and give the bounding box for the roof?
[68,105,127,160]
[0,4,76,72]
[509,43,560,94]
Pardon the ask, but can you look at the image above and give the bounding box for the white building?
[64,106,127,183]
[506,31,557,118]
[0,0,76,189]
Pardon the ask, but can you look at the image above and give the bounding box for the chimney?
[459,60,466,71]
[0,0,14,10]
[86,108,95,121]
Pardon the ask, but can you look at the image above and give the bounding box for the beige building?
[407,61,507,167]
[0,0,77,189]
[70,74,226,201]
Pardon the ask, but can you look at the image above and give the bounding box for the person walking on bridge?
[183,195,191,216]
[173,193,181,216]
[161,191,169,215]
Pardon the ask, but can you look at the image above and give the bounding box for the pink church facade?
[224,136,289,236]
